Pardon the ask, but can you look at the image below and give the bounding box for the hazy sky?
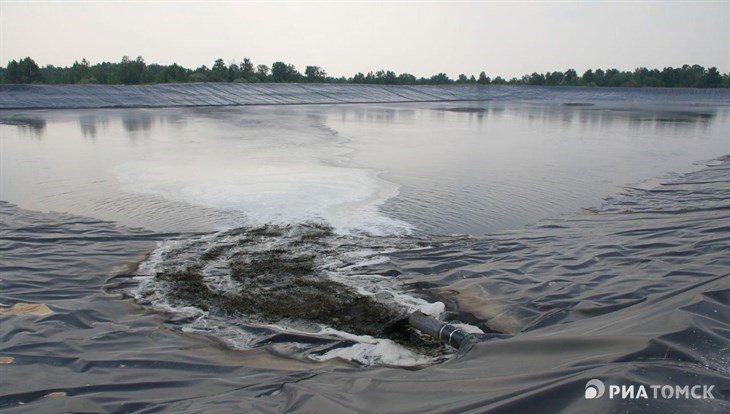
[1,1,728,79]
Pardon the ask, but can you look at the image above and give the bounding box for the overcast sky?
[1,1,728,79]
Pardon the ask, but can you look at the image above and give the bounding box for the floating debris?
[440,107,487,113]
[0,303,53,316]
[562,102,595,107]
[43,392,67,398]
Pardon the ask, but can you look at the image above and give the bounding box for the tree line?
[2,56,728,88]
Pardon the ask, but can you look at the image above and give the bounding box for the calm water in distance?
[1,102,728,235]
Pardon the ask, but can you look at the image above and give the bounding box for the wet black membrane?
[2,156,729,412]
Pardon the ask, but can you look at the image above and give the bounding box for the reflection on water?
[447,104,716,131]
[59,104,718,141]
[121,110,155,134]
[346,107,402,124]
[79,114,108,138]
[339,104,717,134]
[0,101,728,235]
[0,114,46,136]
[329,102,728,234]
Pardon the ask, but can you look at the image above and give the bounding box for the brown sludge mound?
[154,224,435,348]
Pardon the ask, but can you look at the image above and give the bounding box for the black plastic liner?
[1,158,728,412]
[2,83,729,109]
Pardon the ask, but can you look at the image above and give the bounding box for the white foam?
[114,120,411,235]
[310,328,440,366]
[322,252,445,317]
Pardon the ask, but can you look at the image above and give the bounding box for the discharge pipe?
[409,311,473,349]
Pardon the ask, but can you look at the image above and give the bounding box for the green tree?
[526,72,545,85]
[382,70,397,84]
[241,58,255,78]
[430,73,452,84]
[564,68,578,84]
[365,71,379,84]
[477,71,491,85]
[190,65,209,82]
[604,68,623,87]
[305,65,326,82]
[633,67,663,87]
[9,57,43,83]
[256,64,269,79]
[92,61,121,84]
[545,71,564,86]
[166,63,189,83]
[582,69,595,85]
[225,63,239,82]
[5,60,20,83]
[3,56,728,88]
[271,61,300,82]
[593,68,606,86]
[396,73,416,85]
[702,67,723,88]
[271,61,288,82]
[119,56,146,84]
[69,59,92,83]
[210,58,227,82]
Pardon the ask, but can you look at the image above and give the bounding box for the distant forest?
[2,56,728,88]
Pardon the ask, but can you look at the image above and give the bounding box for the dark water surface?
[1,86,729,412]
